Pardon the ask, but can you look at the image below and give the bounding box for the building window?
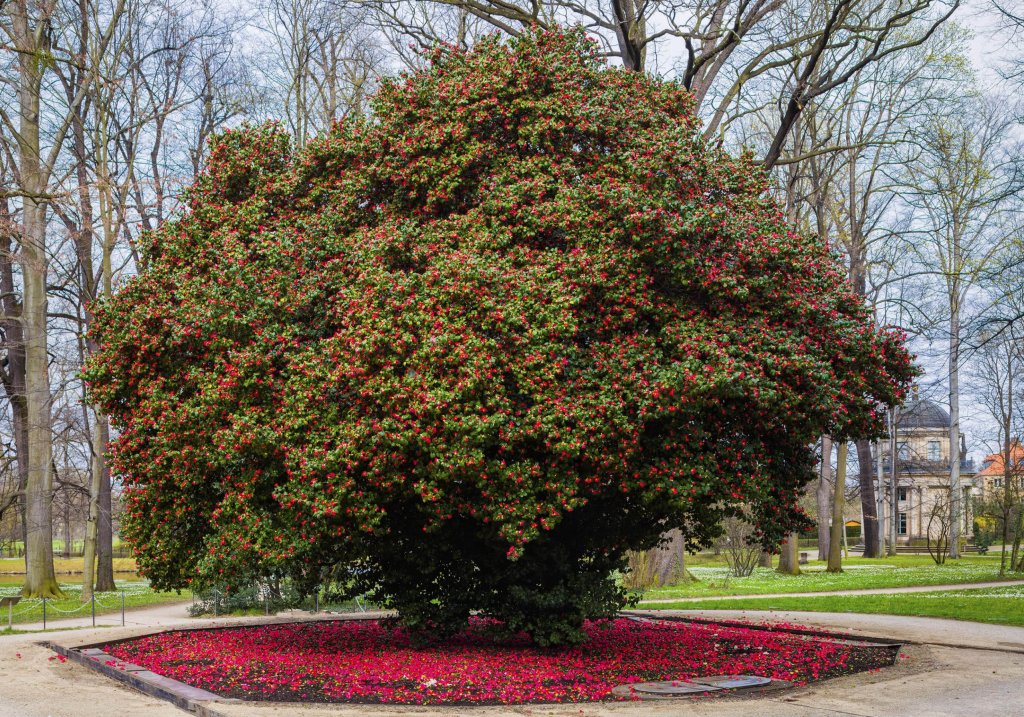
[898,512,908,535]
[927,440,940,461]
[898,442,910,460]
[897,487,908,502]
[994,478,1003,489]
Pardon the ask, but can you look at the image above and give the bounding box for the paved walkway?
[639,578,1024,604]
[3,598,1024,717]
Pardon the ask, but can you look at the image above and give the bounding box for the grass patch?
[0,581,188,625]
[0,557,137,575]
[637,585,1024,627]
[642,555,1015,599]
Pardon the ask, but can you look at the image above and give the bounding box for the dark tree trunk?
[95,416,115,591]
[857,439,880,557]
[0,214,30,571]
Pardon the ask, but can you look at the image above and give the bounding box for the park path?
[1,598,380,635]
[0,597,195,635]
[638,578,1024,604]
[5,577,1023,630]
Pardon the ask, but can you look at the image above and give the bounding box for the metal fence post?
[42,597,46,630]
[121,591,125,626]
[314,588,319,614]
[91,594,96,627]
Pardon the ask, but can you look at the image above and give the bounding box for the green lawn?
[637,585,1024,627]
[0,556,138,575]
[0,581,189,626]
[642,554,1015,600]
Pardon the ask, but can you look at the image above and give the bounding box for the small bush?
[719,517,762,577]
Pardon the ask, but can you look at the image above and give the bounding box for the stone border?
[43,640,232,716]
[42,612,387,717]
[44,612,903,713]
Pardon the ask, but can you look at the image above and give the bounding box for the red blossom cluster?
[103,617,889,704]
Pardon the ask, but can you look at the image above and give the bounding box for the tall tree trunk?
[94,415,115,590]
[845,213,880,559]
[70,57,118,593]
[82,417,112,599]
[0,205,30,572]
[876,439,886,554]
[857,439,880,557]
[15,2,63,598]
[21,202,61,598]
[817,436,832,559]
[1000,420,1012,576]
[949,299,961,559]
[827,442,848,572]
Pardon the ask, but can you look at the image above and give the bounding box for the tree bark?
[651,529,688,585]
[81,450,100,603]
[777,532,800,575]
[95,422,115,590]
[0,222,30,571]
[817,436,832,559]
[857,439,880,557]
[949,297,961,559]
[827,442,847,572]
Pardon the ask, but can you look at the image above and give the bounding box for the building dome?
[898,399,950,429]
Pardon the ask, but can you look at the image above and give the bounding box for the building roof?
[977,441,1024,477]
[897,399,950,430]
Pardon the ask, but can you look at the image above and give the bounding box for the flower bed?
[103,617,894,704]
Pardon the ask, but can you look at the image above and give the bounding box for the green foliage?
[84,29,914,645]
[973,520,994,555]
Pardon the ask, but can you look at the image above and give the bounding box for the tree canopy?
[85,28,914,644]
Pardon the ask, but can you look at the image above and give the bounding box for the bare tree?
[826,24,967,557]
[259,0,386,147]
[899,95,1023,558]
[370,0,957,168]
[970,322,1024,574]
[0,0,128,598]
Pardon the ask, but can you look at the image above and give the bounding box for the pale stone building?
[879,398,979,544]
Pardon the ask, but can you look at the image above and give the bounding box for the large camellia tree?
[86,29,914,645]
